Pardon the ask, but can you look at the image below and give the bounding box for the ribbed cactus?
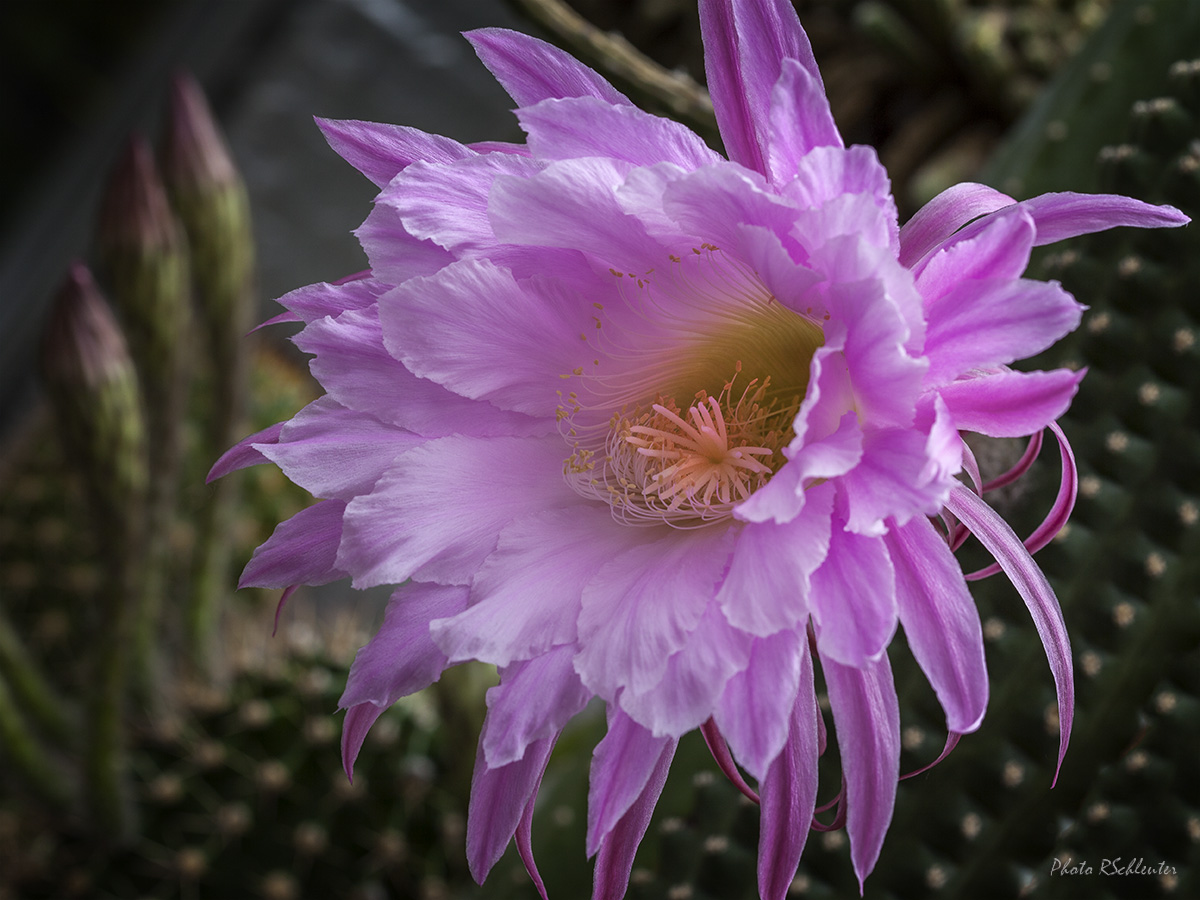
[162,72,258,676]
[2,654,485,900]
[95,135,193,704]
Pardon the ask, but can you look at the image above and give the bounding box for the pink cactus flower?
[212,1,1188,896]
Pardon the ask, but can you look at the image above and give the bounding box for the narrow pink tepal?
[213,1,1189,897]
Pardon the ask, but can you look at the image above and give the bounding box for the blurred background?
[1,1,1198,898]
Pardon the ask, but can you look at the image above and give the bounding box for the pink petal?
[808,525,897,666]
[295,306,545,439]
[819,650,900,891]
[716,482,833,635]
[783,144,892,219]
[944,484,1073,782]
[968,421,1077,580]
[618,600,755,736]
[340,703,385,782]
[338,582,470,709]
[898,182,1014,268]
[822,263,926,428]
[382,258,591,417]
[385,152,542,255]
[758,638,820,900]
[518,96,721,169]
[591,732,675,900]
[257,398,424,500]
[884,516,987,734]
[766,58,842,184]
[239,500,347,589]
[838,425,953,536]
[938,367,1085,438]
[700,719,759,802]
[208,421,283,482]
[467,733,557,883]
[516,787,549,900]
[315,117,473,187]
[575,526,735,702]
[489,157,664,273]
[354,201,455,284]
[661,164,799,264]
[792,193,897,256]
[924,278,1084,386]
[913,206,1035,303]
[738,411,859,525]
[481,646,592,767]
[714,627,805,782]
[275,276,389,324]
[587,708,674,857]
[698,0,821,176]
[433,506,643,667]
[466,28,632,108]
[1021,191,1189,245]
[337,436,574,588]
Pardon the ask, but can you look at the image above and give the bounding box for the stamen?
[560,246,823,527]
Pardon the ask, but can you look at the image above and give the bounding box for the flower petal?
[315,117,473,187]
[969,422,1077,580]
[294,307,544,438]
[924,278,1084,386]
[938,368,1085,438]
[340,703,384,782]
[884,516,987,734]
[618,600,755,736]
[208,421,283,482]
[516,787,549,900]
[275,275,389,324]
[467,733,557,883]
[575,526,735,701]
[337,436,574,587]
[1021,191,1189,245]
[257,397,424,500]
[354,200,456,284]
[587,708,675,856]
[766,58,842,185]
[466,28,632,107]
[518,96,721,169]
[717,481,833,635]
[898,182,1014,268]
[839,425,953,536]
[809,525,897,666]
[591,732,675,900]
[819,650,900,891]
[699,0,821,176]
[433,506,643,667]
[945,483,1073,781]
[338,581,470,710]
[490,157,664,272]
[913,206,1035,302]
[386,152,542,255]
[482,646,592,767]
[382,258,591,417]
[758,638,820,900]
[715,627,805,781]
[239,500,347,589]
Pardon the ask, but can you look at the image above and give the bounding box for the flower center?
[560,246,825,527]
[621,366,798,515]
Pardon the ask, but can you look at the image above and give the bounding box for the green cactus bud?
[40,263,148,535]
[40,263,147,838]
[162,72,257,678]
[96,135,194,707]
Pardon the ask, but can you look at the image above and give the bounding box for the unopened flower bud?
[41,262,149,531]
